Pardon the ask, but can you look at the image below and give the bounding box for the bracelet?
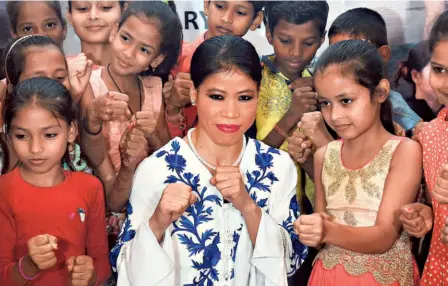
[274,123,289,138]
[165,106,184,124]
[83,117,102,136]
[18,256,39,281]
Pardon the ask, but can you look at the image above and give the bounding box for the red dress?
[0,169,110,285]
[420,108,448,285]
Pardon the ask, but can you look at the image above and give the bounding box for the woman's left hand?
[294,213,328,247]
[210,166,254,214]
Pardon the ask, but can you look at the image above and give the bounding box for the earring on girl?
[191,100,196,106]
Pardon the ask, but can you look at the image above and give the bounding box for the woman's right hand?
[86,91,131,125]
[400,203,433,238]
[27,234,58,270]
[149,184,197,240]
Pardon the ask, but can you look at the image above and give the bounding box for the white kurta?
[110,138,308,286]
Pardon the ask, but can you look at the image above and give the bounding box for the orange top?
[420,107,448,285]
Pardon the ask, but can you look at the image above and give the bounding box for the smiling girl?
[66,1,125,67]
[80,2,182,242]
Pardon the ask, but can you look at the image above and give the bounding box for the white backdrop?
[64,1,429,57]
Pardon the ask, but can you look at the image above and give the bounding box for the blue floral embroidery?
[246,141,307,276]
[282,196,308,276]
[230,225,243,279]
[110,202,136,275]
[159,140,223,286]
[246,141,280,211]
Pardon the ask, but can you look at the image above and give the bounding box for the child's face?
[414,65,438,107]
[109,15,165,76]
[12,2,66,47]
[204,1,262,39]
[192,68,258,147]
[269,20,323,81]
[67,1,122,44]
[429,40,448,107]
[315,65,386,140]
[9,104,76,176]
[19,47,70,91]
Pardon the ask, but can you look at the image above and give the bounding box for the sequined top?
[420,108,448,285]
[315,139,414,286]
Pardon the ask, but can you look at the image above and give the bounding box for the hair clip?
[4,35,36,83]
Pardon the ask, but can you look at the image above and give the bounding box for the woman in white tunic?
[110,35,308,286]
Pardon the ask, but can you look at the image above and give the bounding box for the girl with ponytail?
[295,40,422,285]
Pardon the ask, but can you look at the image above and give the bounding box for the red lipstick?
[216,124,241,133]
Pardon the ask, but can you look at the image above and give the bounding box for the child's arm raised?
[79,86,107,169]
[0,192,58,285]
[287,128,315,180]
[105,126,149,212]
[262,77,317,148]
[323,139,422,253]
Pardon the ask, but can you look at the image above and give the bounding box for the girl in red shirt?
[0,77,110,285]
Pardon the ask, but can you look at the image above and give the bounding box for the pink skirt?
[308,259,421,286]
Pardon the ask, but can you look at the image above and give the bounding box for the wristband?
[83,117,102,136]
[18,256,39,281]
[274,123,289,138]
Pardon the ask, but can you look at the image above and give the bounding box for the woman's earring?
[191,99,196,106]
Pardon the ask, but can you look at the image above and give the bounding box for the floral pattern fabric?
[110,138,307,285]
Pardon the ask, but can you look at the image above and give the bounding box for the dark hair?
[3,35,65,86]
[394,41,430,88]
[267,1,329,37]
[208,0,264,19]
[329,8,388,47]
[429,10,448,53]
[249,1,265,18]
[315,40,395,135]
[118,1,182,82]
[7,1,66,33]
[3,77,77,168]
[68,0,126,13]
[190,35,261,89]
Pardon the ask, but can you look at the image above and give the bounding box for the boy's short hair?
[267,1,329,37]
[68,1,126,13]
[207,1,264,19]
[329,8,388,47]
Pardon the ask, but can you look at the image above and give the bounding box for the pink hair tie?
[18,256,39,281]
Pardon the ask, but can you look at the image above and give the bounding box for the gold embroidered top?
[316,139,414,286]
